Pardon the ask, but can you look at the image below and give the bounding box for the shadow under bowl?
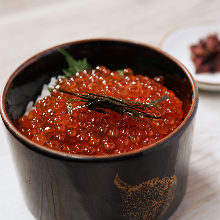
[0,39,198,220]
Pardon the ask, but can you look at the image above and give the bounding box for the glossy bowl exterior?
[1,39,198,220]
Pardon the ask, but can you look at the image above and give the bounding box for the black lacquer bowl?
[0,39,198,220]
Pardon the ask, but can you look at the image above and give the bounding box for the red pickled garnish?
[190,34,220,73]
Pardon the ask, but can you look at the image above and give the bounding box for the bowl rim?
[0,38,198,162]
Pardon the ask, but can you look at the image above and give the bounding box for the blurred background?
[0,0,71,16]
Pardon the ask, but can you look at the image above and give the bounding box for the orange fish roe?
[17,66,183,156]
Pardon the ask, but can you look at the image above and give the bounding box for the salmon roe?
[17,66,183,156]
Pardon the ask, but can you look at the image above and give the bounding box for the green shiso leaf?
[57,48,92,78]
[62,69,72,79]
[46,48,93,93]
[48,87,53,93]
[117,69,124,77]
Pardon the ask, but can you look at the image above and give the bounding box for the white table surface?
[0,0,220,219]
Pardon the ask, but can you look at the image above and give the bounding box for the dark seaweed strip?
[59,89,169,121]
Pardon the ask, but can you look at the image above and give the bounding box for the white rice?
[24,75,63,115]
